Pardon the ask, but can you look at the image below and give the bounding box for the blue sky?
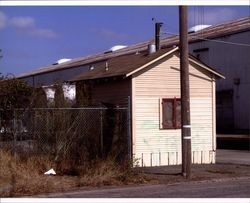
[0,6,249,75]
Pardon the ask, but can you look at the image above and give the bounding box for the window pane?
[163,100,173,128]
[176,100,181,128]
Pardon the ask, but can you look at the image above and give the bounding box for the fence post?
[100,109,103,156]
[32,109,35,140]
[13,110,17,159]
[127,96,132,160]
[0,110,1,140]
[46,109,49,140]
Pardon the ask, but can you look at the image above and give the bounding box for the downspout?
[212,77,216,152]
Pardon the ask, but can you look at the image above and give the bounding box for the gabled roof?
[69,46,224,82]
[69,47,177,81]
[17,16,249,78]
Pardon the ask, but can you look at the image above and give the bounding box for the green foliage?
[0,76,33,110]
[54,84,66,108]
[31,87,48,108]
[75,82,92,107]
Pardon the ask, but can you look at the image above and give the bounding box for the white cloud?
[9,16,35,28]
[0,13,58,39]
[31,28,58,38]
[0,11,7,30]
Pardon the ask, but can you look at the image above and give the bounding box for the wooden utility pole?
[179,6,192,178]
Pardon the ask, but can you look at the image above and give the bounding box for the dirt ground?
[137,163,250,184]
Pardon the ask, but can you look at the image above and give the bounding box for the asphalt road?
[216,149,250,165]
[38,177,250,198]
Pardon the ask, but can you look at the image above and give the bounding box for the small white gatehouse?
[70,46,225,166]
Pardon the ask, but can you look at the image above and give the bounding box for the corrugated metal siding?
[91,78,131,107]
[190,31,250,90]
[21,65,90,87]
[189,31,250,131]
[132,53,215,166]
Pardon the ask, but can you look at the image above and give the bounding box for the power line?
[193,37,250,47]
[161,31,250,47]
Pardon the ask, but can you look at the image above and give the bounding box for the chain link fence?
[0,107,130,170]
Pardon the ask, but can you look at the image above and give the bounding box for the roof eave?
[188,58,225,79]
[125,46,225,79]
[69,74,126,83]
[125,46,179,77]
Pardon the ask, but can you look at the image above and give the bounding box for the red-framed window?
[162,98,181,129]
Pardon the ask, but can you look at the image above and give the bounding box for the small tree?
[75,81,92,107]
[0,76,33,142]
[54,84,66,108]
[31,87,48,108]
[0,76,33,110]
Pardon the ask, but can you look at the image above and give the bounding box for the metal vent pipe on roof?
[105,61,109,71]
[155,22,163,51]
[148,44,156,55]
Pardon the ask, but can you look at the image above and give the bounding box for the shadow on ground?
[137,163,250,184]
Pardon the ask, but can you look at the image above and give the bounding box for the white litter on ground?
[44,168,56,175]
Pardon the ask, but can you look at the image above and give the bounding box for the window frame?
[162,97,181,129]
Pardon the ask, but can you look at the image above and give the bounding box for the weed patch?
[0,149,148,197]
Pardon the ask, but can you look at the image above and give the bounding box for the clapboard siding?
[132,53,215,166]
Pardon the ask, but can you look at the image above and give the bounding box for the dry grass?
[76,158,148,187]
[0,150,148,197]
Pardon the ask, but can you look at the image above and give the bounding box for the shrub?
[31,87,48,108]
[0,76,32,110]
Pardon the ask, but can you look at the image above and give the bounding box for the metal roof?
[17,16,250,78]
